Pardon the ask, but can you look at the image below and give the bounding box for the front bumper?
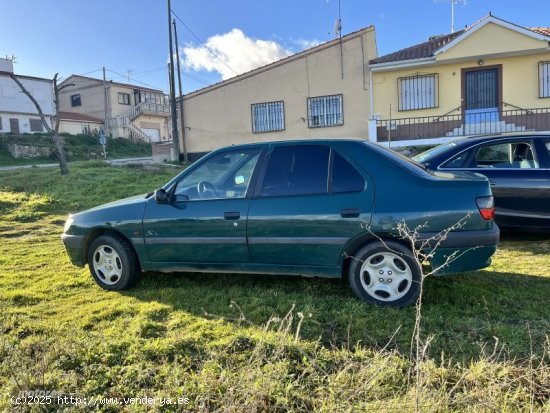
[61,233,85,267]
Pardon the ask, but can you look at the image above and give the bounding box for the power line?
[132,66,167,76]
[77,68,102,77]
[182,72,212,87]
[105,68,166,91]
[170,9,239,76]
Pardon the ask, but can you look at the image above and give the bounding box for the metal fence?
[376,106,550,142]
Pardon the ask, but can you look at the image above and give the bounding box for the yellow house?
[369,14,550,145]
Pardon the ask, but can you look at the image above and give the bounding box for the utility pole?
[173,19,188,162]
[167,0,180,160]
[103,66,109,137]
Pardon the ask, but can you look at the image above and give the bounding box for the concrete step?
[446,121,526,136]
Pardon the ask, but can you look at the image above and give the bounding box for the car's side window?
[474,142,539,169]
[440,150,470,168]
[331,152,365,193]
[174,149,261,200]
[260,145,329,197]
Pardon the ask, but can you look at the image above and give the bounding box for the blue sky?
[1,0,548,94]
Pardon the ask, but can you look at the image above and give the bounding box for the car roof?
[219,138,368,151]
[449,132,550,146]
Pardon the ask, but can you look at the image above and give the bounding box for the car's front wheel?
[348,241,421,307]
[87,235,140,290]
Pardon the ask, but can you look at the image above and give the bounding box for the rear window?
[365,142,431,174]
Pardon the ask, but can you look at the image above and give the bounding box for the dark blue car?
[413,133,550,232]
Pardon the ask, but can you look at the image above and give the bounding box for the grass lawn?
[0,163,549,412]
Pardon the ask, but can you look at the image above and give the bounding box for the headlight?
[63,216,74,233]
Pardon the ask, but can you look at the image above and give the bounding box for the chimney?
[0,58,14,73]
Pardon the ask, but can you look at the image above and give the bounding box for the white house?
[0,58,55,134]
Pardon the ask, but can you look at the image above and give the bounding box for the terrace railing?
[376,106,550,142]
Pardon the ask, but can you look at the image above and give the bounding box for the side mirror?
[154,188,169,203]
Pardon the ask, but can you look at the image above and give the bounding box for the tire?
[87,235,141,290]
[348,241,421,307]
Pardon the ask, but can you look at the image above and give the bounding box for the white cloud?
[292,39,322,50]
[182,29,293,80]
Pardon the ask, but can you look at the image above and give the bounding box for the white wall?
[0,113,52,134]
[0,75,55,116]
[0,58,14,73]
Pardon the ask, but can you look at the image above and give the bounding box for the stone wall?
[6,143,53,158]
[152,141,175,162]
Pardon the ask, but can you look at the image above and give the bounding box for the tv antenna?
[333,0,342,39]
[435,0,467,33]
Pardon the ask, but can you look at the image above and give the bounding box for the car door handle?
[224,211,241,220]
[340,208,360,218]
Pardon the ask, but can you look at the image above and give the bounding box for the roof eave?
[369,57,435,72]
[435,15,550,56]
[184,25,375,100]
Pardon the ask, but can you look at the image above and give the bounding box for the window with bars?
[539,61,550,98]
[29,119,43,132]
[251,101,285,133]
[307,94,343,128]
[398,74,438,111]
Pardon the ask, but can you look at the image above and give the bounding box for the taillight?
[476,196,495,220]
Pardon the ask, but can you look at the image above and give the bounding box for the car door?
[142,147,262,263]
[442,138,550,229]
[247,143,374,268]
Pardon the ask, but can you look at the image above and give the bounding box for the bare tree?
[9,73,73,175]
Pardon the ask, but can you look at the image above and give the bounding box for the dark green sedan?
[62,139,499,307]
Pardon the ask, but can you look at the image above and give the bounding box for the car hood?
[72,194,148,217]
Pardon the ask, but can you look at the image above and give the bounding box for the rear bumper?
[416,225,500,249]
[61,234,85,267]
[419,225,500,275]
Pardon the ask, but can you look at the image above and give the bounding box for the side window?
[475,142,538,169]
[174,149,260,200]
[441,151,470,168]
[260,145,329,197]
[332,152,365,193]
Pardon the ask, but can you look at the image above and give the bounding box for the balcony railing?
[127,102,171,120]
[375,106,550,142]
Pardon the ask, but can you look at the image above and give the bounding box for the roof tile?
[369,31,464,64]
[59,111,103,123]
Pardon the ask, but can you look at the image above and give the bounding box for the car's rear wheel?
[88,235,140,290]
[348,241,421,307]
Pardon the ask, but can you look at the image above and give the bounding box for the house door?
[9,118,20,134]
[464,68,499,124]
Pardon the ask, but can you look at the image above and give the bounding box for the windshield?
[412,141,461,163]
